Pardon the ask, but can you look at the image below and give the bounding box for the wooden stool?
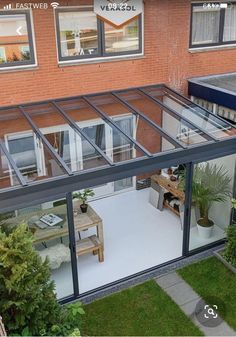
[76,235,104,262]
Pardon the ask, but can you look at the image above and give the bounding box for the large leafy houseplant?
[192,163,232,228]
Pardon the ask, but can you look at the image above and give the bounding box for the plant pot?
[197,218,214,239]
[80,204,88,213]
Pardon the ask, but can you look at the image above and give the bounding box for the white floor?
[190,225,225,250]
[51,188,183,299]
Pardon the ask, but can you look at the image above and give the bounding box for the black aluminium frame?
[0,83,236,303]
[55,7,143,63]
[0,10,36,68]
[189,2,236,49]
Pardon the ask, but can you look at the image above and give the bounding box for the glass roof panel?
[0,146,21,190]
[23,103,108,171]
[144,86,236,139]
[0,107,66,183]
[57,99,145,163]
[0,84,235,194]
[87,93,178,153]
[117,90,209,147]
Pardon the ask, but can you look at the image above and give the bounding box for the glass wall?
[72,166,184,294]
[0,197,74,300]
[189,154,236,250]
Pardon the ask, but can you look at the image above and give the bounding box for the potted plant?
[192,163,231,239]
[75,189,95,213]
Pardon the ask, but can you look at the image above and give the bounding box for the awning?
[188,72,236,113]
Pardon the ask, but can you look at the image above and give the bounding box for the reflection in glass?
[118,90,208,147]
[144,86,236,139]
[0,14,32,64]
[104,17,139,53]
[58,11,98,57]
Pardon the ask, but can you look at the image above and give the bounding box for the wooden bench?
[76,235,104,262]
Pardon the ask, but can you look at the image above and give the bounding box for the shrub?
[223,200,236,268]
[0,223,84,336]
[224,225,236,268]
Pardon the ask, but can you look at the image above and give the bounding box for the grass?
[82,280,202,336]
[178,256,236,331]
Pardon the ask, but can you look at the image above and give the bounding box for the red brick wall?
[1,0,236,106]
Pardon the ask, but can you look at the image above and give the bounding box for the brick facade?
[1,0,236,106]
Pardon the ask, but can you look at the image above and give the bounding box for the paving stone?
[192,316,236,336]
[156,272,236,336]
[180,297,201,317]
[155,272,183,289]
[163,280,200,306]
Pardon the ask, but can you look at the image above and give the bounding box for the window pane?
[0,108,66,182]
[58,11,98,58]
[0,13,33,64]
[191,6,220,45]
[223,4,236,41]
[57,98,144,163]
[104,17,140,53]
[118,90,208,146]
[0,147,21,189]
[146,86,234,139]
[24,103,108,171]
[88,93,177,154]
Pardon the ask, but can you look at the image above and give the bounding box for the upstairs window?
[190,3,236,48]
[55,8,142,62]
[0,10,36,68]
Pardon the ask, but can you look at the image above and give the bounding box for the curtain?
[192,8,220,45]
[223,5,236,41]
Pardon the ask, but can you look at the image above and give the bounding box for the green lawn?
[178,257,236,331]
[82,280,202,336]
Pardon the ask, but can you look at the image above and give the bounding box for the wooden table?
[2,201,104,249]
[73,200,104,250]
[151,174,185,215]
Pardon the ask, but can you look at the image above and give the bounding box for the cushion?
[38,243,71,269]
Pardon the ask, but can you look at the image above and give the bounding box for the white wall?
[208,154,236,230]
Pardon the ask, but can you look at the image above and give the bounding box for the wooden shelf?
[163,201,180,216]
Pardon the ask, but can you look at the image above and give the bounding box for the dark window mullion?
[219,8,226,43]
[99,18,105,57]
